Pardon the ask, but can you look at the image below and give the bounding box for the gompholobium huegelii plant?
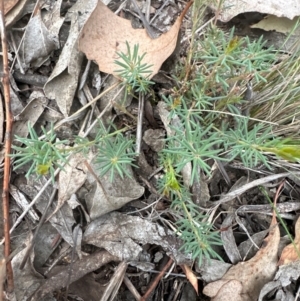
[11,20,300,264]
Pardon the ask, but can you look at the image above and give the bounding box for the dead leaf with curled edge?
[278,216,300,265]
[78,0,193,79]
[251,15,298,34]
[181,264,198,294]
[5,0,30,28]
[209,0,300,22]
[4,0,19,14]
[203,214,280,301]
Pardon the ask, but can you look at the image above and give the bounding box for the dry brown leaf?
[4,0,19,14]
[22,5,62,68]
[5,0,29,28]
[78,1,193,79]
[181,264,198,294]
[83,212,188,264]
[204,279,245,301]
[85,160,144,220]
[203,215,280,301]
[278,216,300,265]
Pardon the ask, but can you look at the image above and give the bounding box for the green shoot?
[115,41,154,93]
[96,133,137,182]
[11,123,68,181]
[158,154,223,264]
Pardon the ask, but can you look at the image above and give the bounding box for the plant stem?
[0,0,14,292]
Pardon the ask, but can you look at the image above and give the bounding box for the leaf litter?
[78,0,192,79]
[203,211,280,301]
[3,0,300,300]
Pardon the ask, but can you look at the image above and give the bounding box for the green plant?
[11,41,156,183]
[158,154,223,264]
[115,41,154,93]
[11,25,300,265]
[12,123,69,180]
[96,132,137,182]
[112,30,300,263]
[11,123,136,183]
[156,19,300,262]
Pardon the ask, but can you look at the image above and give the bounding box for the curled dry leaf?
[209,0,300,22]
[251,15,298,34]
[278,216,300,265]
[4,0,19,14]
[78,1,193,79]
[203,215,280,301]
[5,0,30,28]
[181,264,198,294]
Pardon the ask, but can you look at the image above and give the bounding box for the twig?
[215,172,300,205]
[100,261,127,301]
[0,169,61,242]
[0,258,5,301]
[0,0,14,292]
[123,275,141,301]
[140,257,173,301]
[136,92,144,155]
[8,32,24,74]
[130,0,156,38]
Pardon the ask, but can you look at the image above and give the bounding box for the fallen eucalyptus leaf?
[5,0,29,28]
[278,216,300,265]
[78,1,193,79]
[203,214,280,301]
[13,91,48,145]
[22,11,60,68]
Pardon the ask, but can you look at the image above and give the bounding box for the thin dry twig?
[0,258,5,301]
[140,257,173,301]
[0,0,14,292]
[100,261,128,301]
[215,172,300,205]
[123,275,141,301]
[136,92,145,155]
